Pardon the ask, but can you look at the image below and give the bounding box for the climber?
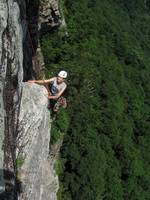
[28,70,67,120]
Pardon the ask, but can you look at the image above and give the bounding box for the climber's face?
[57,76,64,84]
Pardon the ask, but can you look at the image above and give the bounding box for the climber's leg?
[50,98,61,120]
[51,97,67,120]
[60,97,67,108]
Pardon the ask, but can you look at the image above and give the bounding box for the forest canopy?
[40,0,150,199]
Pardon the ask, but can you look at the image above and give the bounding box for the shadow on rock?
[0,169,22,200]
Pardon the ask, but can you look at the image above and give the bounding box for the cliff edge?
[0,0,60,199]
[17,83,58,200]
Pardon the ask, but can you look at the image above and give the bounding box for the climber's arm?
[48,85,66,100]
[28,77,56,84]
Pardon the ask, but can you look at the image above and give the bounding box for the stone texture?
[17,83,59,200]
[0,0,60,199]
[32,44,45,79]
[39,0,62,30]
[0,0,23,196]
[0,0,7,187]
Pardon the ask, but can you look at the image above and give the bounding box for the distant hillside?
[41,0,150,199]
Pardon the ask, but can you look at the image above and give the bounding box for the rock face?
[0,0,59,199]
[17,83,59,200]
[0,0,24,198]
[39,0,62,30]
[24,0,65,80]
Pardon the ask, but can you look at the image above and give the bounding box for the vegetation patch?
[40,0,150,199]
[16,155,24,169]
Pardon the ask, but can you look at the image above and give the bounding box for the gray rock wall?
[39,0,61,30]
[0,0,59,199]
[17,83,58,200]
[0,0,23,197]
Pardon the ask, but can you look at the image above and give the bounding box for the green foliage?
[51,109,69,144]
[40,0,150,199]
[55,158,63,176]
[16,155,24,169]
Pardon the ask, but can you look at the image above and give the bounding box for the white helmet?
[58,70,67,78]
